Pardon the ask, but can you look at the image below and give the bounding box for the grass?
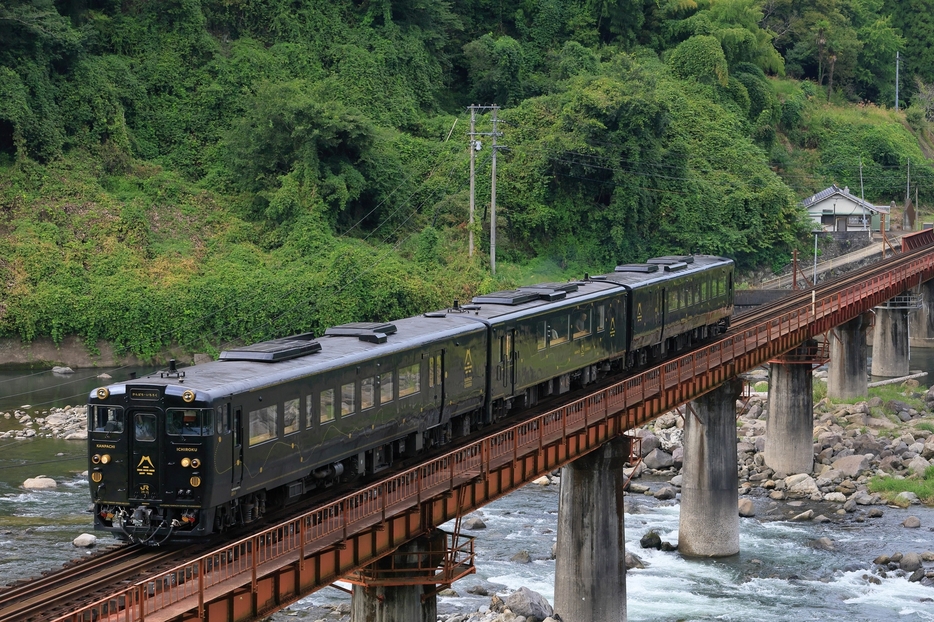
[869,465,934,506]
[820,383,927,411]
[916,422,934,434]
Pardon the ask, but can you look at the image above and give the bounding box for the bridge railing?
[55,245,934,622]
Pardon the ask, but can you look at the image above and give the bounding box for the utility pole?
[466,104,503,273]
[468,107,476,257]
[896,51,900,111]
[860,156,869,240]
[490,106,499,275]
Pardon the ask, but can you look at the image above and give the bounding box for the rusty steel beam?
[53,245,934,622]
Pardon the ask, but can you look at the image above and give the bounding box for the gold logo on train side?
[610,317,616,337]
[464,349,473,388]
[636,303,643,322]
[136,455,156,475]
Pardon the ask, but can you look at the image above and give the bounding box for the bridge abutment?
[871,304,910,377]
[764,342,814,475]
[554,436,628,621]
[828,313,870,400]
[678,378,741,557]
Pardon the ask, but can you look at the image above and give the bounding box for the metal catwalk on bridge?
[51,231,934,622]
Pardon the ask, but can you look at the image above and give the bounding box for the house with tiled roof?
[800,184,890,232]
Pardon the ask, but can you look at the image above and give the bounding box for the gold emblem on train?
[464,349,473,388]
[136,455,155,475]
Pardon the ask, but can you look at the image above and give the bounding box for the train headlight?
[100,454,111,465]
[181,457,191,468]
[92,454,101,464]
[182,390,195,403]
[190,476,201,487]
[96,387,110,400]
[190,458,201,468]
[91,472,102,483]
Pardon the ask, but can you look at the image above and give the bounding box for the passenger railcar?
[88,254,732,542]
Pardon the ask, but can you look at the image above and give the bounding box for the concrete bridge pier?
[871,304,910,378]
[554,436,628,622]
[764,341,815,475]
[350,533,442,622]
[678,378,742,557]
[828,313,870,400]
[910,280,934,347]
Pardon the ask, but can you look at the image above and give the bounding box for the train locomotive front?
[89,370,218,543]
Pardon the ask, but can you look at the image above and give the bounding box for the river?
[1,364,934,620]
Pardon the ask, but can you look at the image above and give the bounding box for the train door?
[429,349,444,418]
[232,406,243,490]
[129,410,162,502]
[499,329,516,396]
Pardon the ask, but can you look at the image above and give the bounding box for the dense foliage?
[1,0,933,360]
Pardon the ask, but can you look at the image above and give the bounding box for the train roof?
[91,255,732,402]
[458,254,732,322]
[95,313,487,401]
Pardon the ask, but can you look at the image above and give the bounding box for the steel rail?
[52,241,934,622]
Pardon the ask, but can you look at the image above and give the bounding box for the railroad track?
[0,542,205,621]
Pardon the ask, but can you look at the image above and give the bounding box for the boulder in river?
[463,517,487,530]
[505,586,554,620]
[73,533,97,547]
[23,476,56,490]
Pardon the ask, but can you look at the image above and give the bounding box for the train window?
[90,406,124,433]
[573,311,591,338]
[428,354,442,388]
[537,321,546,350]
[399,364,420,398]
[248,405,277,445]
[361,377,375,410]
[550,315,569,345]
[380,373,394,404]
[701,280,708,301]
[341,383,356,417]
[167,409,206,436]
[218,404,230,433]
[668,289,678,312]
[284,398,300,434]
[134,414,156,442]
[202,408,214,435]
[320,389,335,424]
[596,306,605,332]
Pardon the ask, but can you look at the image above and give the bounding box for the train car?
[88,253,733,543]
[596,255,734,365]
[89,315,489,541]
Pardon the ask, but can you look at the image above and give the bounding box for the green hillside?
[2,0,933,361]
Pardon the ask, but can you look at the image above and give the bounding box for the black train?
[88,254,732,542]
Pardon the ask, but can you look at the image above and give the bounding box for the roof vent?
[521,282,579,294]
[661,262,688,272]
[589,274,608,281]
[472,290,541,305]
[220,333,321,362]
[516,288,566,302]
[324,322,397,344]
[647,255,694,265]
[615,264,659,273]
